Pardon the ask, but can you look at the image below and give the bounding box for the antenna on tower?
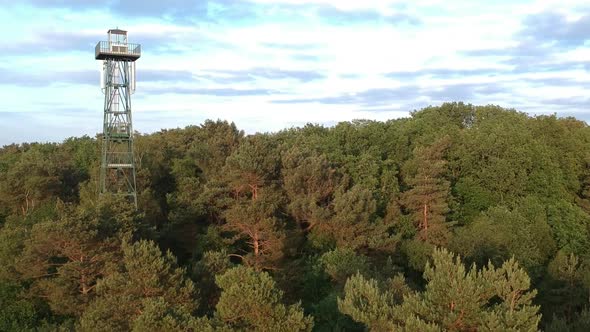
[95,29,141,208]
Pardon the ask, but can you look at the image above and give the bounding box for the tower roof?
[108,29,127,35]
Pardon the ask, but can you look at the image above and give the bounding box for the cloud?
[316,4,420,25]
[261,42,320,50]
[272,81,514,107]
[0,110,99,145]
[462,41,551,64]
[3,0,590,145]
[463,9,590,74]
[0,29,167,57]
[316,6,381,23]
[519,11,590,48]
[0,68,96,87]
[386,68,502,80]
[540,97,590,109]
[425,83,501,102]
[1,31,98,56]
[0,63,323,90]
[464,46,587,75]
[139,69,195,82]
[138,67,325,86]
[356,107,406,113]
[291,54,321,61]
[509,58,587,73]
[0,26,215,58]
[110,0,209,18]
[524,76,587,87]
[142,86,278,96]
[200,68,325,83]
[244,67,325,82]
[23,0,103,10]
[58,71,97,85]
[339,73,362,79]
[22,0,257,22]
[272,86,421,106]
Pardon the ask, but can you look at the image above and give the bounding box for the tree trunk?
[81,274,90,295]
[253,232,259,256]
[249,184,258,200]
[423,204,428,239]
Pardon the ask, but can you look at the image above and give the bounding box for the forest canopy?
[1,102,590,331]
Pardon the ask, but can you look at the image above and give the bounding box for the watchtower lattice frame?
[95,29,141,207]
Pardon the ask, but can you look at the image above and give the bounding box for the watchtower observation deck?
[95,29,141,61]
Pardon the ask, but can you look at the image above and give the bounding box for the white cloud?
[0,0,589,145]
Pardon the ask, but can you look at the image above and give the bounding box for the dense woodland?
[1,102,590,331]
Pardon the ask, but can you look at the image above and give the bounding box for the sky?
[0,0,589,145]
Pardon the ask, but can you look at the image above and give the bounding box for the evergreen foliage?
[339,248,541,331]
[0,105,589,330]
[78,239,197,331]
[214,266,314,331]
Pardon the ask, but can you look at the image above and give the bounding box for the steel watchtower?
[95,29,141,207]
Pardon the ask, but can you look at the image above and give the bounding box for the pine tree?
[401,138,452,245]
[0,145,61,216]
[0,281,39,331]
[319,185,397,252]
[320,248,369,286]
[223,135,280,201]
[131,298,213,332]
[78,240,197,331]
[281,146,337,233]
[223,191,286,270]
[337,273,399,330]
[214,266,314,331]
[539,251,589,323]
[16,198,135,316]
[339,248,541,331]
[220,135,286,270]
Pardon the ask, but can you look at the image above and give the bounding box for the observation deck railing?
[95,41,141,60]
